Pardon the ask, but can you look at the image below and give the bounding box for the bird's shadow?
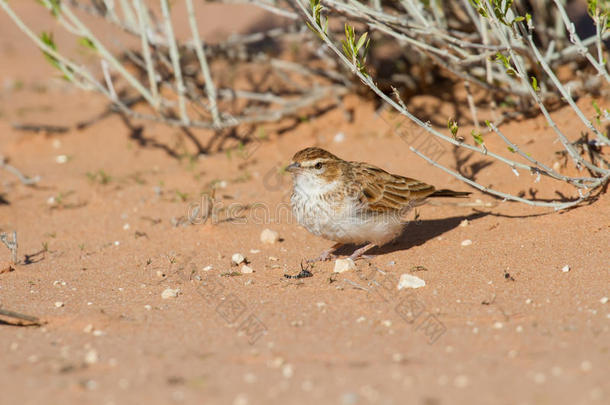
[334,212,488,258]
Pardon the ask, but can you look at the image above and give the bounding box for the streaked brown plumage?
[286,147,469,262]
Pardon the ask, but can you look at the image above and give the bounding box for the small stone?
[84,349,98,365]
[454,375,469,388]
[459,219,469,227]
[268,256,278,261]
[397,274,426,289]
[54,301,64,308]
[561,265,570,273]
[316,302,326,309]
[241,265,253,274]
[156,270,165,278]
[114,241,120,246]
[161,288,180,299]
[391,353,404,363]
[356,316,366,323]
[122,223,130,230]
[282,364,294,378]
[249,249,260,254]
[381,320,392,327]
[493,321,503,329]
[92,330,104,337]
[333,132,345,143]
[533,372,546,384]
[516,325,523,333]
[55,155,68,164]
[83,324,94,333]
[525,298,533,304]
[334,258,356,273]
[144,305,152,311]
[203,265,213,271]
[461,239,472,246]
[260,228,280,244]
[600,297,608,304]
[232,253,246,265]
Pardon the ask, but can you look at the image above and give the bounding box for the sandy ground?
[1,3,609,405]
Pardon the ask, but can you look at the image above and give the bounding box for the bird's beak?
[285,162,300,173]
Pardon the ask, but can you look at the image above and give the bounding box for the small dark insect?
[504,271,515,281]
[284,261,313,279]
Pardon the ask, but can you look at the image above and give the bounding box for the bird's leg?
[308,242,343,263]
[348,243,376,261]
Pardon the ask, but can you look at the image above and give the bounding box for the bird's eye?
[314,162,323,169]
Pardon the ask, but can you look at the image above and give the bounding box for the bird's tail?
[429,189,471,198]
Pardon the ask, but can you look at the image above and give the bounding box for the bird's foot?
[348,243,376,261]
[307,243,343,263]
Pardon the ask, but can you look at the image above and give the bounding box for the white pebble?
[459,219,469,227]
[356,316,366,323]
[268,256,278,261]
[516,325,523,333]
[381,320,392,327]
[525,298,532,304]
[282,364,294,378]
[83,324,94,333]
[334,258,356,273]
[397,274,426,290]
[55,154,68,164]
[461,239,472,246]
[561,265,570,273]
[114,241,120,246]
[533,372,546,384]
[144,305,152,311]
[241,265,254,274]
[161,288,180,299]
[54,301,64,308]
[333,132,345,143]
[600,297,608,304]
[232,253,246,265]
[454,375,469,388]
[122,223,130,230]
[249,249,260,254]
[84,349,98,365]
[260,228,280,244]
[203,265,213,271]
[493,321,503,329]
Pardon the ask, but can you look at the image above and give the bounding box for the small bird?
[286,147,470,262]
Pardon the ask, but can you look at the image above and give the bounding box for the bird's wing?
[351,162,436,213]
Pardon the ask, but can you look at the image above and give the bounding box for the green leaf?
[471,130,485,146]
[78,37,96,50]
[531,76,539,92]
[507,146,516,153]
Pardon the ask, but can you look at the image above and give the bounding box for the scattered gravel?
[334,258,355,273]
[161,288,180,299]
[397,274,426,289]
[260,228,280,244]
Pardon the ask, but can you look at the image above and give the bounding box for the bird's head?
[286,147,344,190]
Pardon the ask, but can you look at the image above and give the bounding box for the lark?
[286,147,470,262]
